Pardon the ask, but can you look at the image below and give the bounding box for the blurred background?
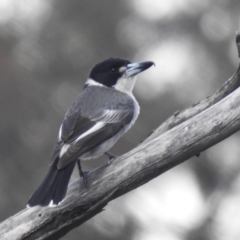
[0,0,240,239]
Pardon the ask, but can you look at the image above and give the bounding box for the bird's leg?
[105,151,117,160]
[77,160,88,187]
[77,160,84,176]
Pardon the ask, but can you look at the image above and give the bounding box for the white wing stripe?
[92,109,128,123]
[105,110,121,122]
[60,144,70,157]
[72,122,105,144]
[60,122,105,157]
[58,124,62,141]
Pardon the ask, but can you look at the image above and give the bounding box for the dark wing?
[50,113,95,163]
[52,107,134,169]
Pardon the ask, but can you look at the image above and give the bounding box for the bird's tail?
[27,159,75,207]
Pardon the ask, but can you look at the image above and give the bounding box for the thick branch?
[1,33,240,240]
[1,72,240,239]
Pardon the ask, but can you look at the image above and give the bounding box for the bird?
[27,57,154,207]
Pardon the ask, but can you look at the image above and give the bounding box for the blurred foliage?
[0,0,240,239]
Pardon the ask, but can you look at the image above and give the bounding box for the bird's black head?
[89,58,131,87]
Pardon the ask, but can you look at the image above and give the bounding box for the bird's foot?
[80,170,89,188]
[105,152,118,165]
[77,160,89,187]
[105,151,118,159]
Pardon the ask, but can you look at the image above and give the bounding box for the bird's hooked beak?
[125,61,155,77]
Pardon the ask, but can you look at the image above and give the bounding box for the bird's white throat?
[114,76,137,95]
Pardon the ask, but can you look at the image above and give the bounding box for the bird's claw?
[81,170,89,188]
[105,152,118,165]
[105,151,118,160]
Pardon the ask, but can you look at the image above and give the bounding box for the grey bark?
[1,32,240,240]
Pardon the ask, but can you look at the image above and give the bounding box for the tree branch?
[1,32,240,240]
[144,31,240,142]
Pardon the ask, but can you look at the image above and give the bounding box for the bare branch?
[1,33,240,240]
[144,32,240,142]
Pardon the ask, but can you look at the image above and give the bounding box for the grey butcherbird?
[27,58,154,207]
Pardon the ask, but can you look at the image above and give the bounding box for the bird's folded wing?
[51,107,134,169]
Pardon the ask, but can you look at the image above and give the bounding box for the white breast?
[113,75,140,128]
[127,92,140,130]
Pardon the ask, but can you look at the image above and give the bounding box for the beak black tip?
[151,61,155,67]
[143,61,155,70]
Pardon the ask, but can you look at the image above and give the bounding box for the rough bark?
[1,32,240,240]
